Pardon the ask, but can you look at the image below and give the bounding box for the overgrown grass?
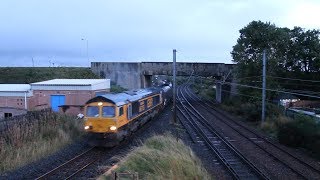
[101,135,211,180]
[0,111,84,173]
[191,80,215,101]
[278,115,320,159]
[259,116,290,138]
[220,97,290,138]
[0,67,99,84]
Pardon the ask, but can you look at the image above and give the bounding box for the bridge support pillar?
[142,75,152,88]
[216,82,222,103]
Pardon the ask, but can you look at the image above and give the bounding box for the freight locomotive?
[83,85,172,147]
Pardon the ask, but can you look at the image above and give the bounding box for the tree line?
[231,20,320,100]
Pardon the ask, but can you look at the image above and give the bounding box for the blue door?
[51,95,65,112]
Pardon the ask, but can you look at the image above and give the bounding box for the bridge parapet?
[91,62,235,89]
[141,62,233,76]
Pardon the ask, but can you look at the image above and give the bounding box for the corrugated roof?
[31,79,107,86]
[0,84,31,92]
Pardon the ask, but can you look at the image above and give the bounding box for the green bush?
[222,98,284,122]
[236,101,261,121]
[278,115,320,158]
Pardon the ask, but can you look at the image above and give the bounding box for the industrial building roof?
[31,79,110,91]
[0,84,31,92]
[0,84,32,97]
[31,79,107,86]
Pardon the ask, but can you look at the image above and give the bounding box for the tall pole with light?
[173,49,177,124]
[81,38,89,66]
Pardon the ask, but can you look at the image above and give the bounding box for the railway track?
[183,84,320,179]
[177,84,269,180]
[35,147,104,179]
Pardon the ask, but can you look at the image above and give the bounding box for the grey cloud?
[0,0,318,66]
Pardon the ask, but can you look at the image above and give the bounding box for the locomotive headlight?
[110,126,117,131]
[84,125,90,130]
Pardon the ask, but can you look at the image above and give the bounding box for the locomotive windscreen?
[87,106,99,117]
[102,106,115,117]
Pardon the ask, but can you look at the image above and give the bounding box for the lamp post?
[81,38,89,66]
[173,49,177,124]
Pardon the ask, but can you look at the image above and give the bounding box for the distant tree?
[287,27,320,73]
[231,21,320,100]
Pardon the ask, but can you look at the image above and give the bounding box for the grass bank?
[100,135,211,180]
[0,67,98,84]
[0,111,84,173]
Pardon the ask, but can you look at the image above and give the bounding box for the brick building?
[0,84,32,118]
[30,79,110,114]
[0,79,110,117]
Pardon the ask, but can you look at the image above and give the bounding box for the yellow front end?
[84,102,118,133]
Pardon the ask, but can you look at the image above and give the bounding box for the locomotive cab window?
[102,106,115,117]
[119,107,124,116]
[86,106,99,117]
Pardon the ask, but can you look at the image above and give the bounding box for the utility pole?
[173,49,177,124]
[262,50,266,123]
[81,38,89,66]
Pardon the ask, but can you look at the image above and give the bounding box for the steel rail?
[185,84,318,178]
[177,84,269,180]
[64,157,99,180]
[186,84,320,175]
[35,147,97,179]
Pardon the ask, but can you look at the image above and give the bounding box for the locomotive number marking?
[147,98,153,108]
[139,101,145,112]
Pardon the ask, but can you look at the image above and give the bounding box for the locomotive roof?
[87,87,162,106]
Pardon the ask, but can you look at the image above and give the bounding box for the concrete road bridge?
[91,61,234,91]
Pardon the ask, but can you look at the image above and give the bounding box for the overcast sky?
[0,0,319,67]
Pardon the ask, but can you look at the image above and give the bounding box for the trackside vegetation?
[221,20,320,159]
[193,84,320,159]
[191,77,216,102]
[0,110,84,173]
[101,135,211,180]
[278,115,320,159]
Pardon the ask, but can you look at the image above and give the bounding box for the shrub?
[240,103,260,121]
[278,115,320,158]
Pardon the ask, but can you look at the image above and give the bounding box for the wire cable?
[236,75,262,80]
[267,76,320,83]
[221,89,273,102]
[223,81,320,99]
